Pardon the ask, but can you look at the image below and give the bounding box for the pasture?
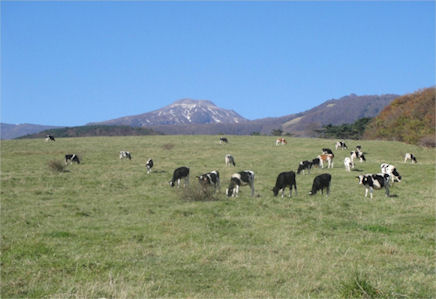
[1,135,435,298]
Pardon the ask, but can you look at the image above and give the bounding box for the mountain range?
[2,93,399,139]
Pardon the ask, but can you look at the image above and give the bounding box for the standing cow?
[272,171,297,197]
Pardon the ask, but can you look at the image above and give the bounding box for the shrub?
[178,183,220,201]
[48,160,66,173]
[339,271,381,298]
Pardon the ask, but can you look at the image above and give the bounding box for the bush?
[419,135,436,147]
[178,183,220,201]
[48,160,66,173]
[339,272,381,298]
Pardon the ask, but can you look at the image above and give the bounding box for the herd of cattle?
[47,134,418,199]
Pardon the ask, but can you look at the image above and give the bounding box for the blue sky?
[1,1,435,126]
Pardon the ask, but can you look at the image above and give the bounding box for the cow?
[65,154,80,164]
[297,160,312,175]
[381,163,401,183]
[318,154,334,168]
[322,148,333,155]
[344,157,354,172]
[335,141,348,150]
[357,173,390,199]
[145,159,154,174]
[169,166,190,188]
[404,153,417,164]
[311,158,321,168]
[225,154,236,167]
[276,138,287,146]
[226,170,255,197]
[219,137,228,144]
[350,151,366,163]
[120,151,132,160]
[272,171,297,197]
[45,135,55,142]
[197,170,220,192]
[309,173,331,196]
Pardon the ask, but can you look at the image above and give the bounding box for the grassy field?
[1,135,435,298]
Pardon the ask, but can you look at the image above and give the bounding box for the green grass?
[1,135,435,298]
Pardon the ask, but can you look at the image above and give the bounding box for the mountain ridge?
[2,92,401,139]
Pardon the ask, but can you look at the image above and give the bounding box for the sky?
[1,1,435,126]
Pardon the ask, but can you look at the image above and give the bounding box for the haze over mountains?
[2,93,400,139]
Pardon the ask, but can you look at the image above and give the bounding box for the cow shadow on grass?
[351,168,364,172]
[387,194,399,198]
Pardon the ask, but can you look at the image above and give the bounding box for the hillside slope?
[1,123,62,140]
[364,87,435,146]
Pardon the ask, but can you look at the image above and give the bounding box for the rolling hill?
[364,87,435,146]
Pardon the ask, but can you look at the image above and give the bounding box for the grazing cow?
[169,166,190,187]
[350,151,366,163]
[381,163,401,183]
[276,138,287,146]
[145,159,154,174]
[357,173,390,199]
[272,171,297,197]
[220,137,228,144]
[45,135,55,142]
[335,141,348,150]
[120,151,132,160]
[197,170,220,192]
[225,154,236,167]
[65,154,80,164]
[309,173,331,196]
[322,148,333,155]
[297,160,312,175]
[404,153,417,164]
[311,158,321,168]
[318,154,334,168]
[344,157,354,172]
[226,170,255,197]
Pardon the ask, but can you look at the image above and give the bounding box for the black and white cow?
[119,151,132,160]
[309,173,331,196]
[357,173,390,199]
[381,163,401,183]
[169,166,190,187]
[404,153,417,164]
[350,150,366,163]
[45,135,55,142]
[145,159,154,174]
[335,141,348,150]
[225,154,236,166]
[220,137,228,144]
[272,171,297,197]
[297,160,312,175]
[65,154,80,164]
[226,170,255,197]
[197,170,220,192]
[311,158,321,168]
[322,148,334,155]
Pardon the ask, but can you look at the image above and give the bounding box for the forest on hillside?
[363,87,435,147]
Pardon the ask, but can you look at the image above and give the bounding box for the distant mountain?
[1,123,62,140]
[145,94,399,136]
[19,125,161,139]
[364,87,435,146]
[5,93,401,139]
[279,93,399,136]
[90,99,247,127]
